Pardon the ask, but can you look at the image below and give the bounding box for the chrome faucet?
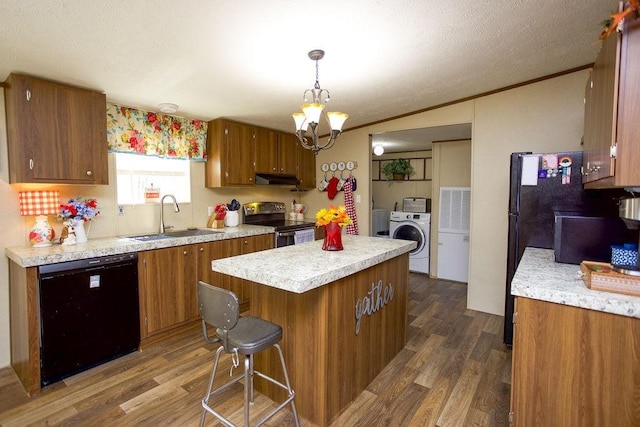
[160,194,180,233]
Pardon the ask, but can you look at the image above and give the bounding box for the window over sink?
[114,153,191,205]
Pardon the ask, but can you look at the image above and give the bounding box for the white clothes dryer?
[389,211,431,274]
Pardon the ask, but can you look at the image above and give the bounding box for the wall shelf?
[372,156,432,182]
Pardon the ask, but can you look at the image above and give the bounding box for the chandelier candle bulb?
[302,103,324,124]
[293,113,308,131]
[327,112,348,130]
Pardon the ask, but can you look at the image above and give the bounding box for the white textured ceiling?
[0,0,617,141]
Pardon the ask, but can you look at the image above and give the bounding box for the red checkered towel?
[344,176,358,235]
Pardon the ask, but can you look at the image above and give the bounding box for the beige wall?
[468,71,586,314]
[0,70,588,368]
[305,101,475,239]
[303,70,588,317]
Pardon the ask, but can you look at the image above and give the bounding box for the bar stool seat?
[224,316,282,354]
[197,281,299,427]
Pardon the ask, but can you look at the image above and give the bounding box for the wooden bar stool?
[197,281,299,427]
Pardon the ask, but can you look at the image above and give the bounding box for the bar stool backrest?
[198,281,239,350]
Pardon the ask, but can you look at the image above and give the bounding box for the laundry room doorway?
[371,124,472,278]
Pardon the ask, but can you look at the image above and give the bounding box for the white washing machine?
[389,211,430,274]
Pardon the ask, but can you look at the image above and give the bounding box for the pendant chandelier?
[292,49,348,154]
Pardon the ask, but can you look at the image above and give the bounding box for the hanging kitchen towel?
[327,176,339,199]
[344,176,359,235]
[294,228,315,244]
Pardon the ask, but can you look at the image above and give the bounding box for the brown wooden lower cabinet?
[138,245,199,340]
[8,261,40,395]
[510,297,640,426]
[139,234,274,345]
[200,234,272,311]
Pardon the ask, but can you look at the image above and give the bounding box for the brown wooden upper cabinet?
[255,128,298,175]
[206,118,315,188]
[583,15,640,188]
[205,118,256,187]
[254,126,279,174]
[297,142,316,189]
[4,73,108,184]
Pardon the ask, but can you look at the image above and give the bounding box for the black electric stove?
[243,202,315,246]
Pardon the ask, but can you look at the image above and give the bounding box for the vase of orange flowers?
[315,205,352,251]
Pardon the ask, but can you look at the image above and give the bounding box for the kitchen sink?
[125,229,223,241]
[127,233,174,242]
[165,229,223,237]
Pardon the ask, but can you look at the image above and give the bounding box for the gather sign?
[354,279,394,335]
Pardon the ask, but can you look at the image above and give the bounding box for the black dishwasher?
[38,253,140,386]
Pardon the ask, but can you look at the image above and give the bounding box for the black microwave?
[553,212,636,265]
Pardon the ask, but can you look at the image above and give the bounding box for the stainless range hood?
[255,173,300,186]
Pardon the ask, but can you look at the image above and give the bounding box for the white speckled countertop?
[512,247,640,318]
[5,225,273,267]
[211,235,416,294]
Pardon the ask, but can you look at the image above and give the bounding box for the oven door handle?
[277,231,296,237]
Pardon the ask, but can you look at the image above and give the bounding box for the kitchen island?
[509,248,640,426]
[211,235,416,426]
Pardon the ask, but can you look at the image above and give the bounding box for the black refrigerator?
[504,151,627,345]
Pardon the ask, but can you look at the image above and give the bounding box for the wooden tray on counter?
[580,260,640,297]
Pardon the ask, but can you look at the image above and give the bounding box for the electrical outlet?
[207,206,214,216]
[355,195,361,203]
[117,205,125,216]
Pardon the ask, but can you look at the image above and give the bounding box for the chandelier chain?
[314,59,321,90]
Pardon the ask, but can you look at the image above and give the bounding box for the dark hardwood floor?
[0,274,511,426]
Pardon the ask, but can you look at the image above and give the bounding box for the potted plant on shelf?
[381,158,414,181]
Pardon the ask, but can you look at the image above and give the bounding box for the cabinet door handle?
[86,170,92,176]
[199,247,204,252]
[26,90,31,101]
[29,159,34,170]
[183,250,188,255]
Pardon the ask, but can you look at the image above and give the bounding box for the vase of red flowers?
[58,197,100,243]
[315,205,352,251]
[322,222,344,251]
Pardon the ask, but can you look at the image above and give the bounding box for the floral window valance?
[107,103,208,161]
